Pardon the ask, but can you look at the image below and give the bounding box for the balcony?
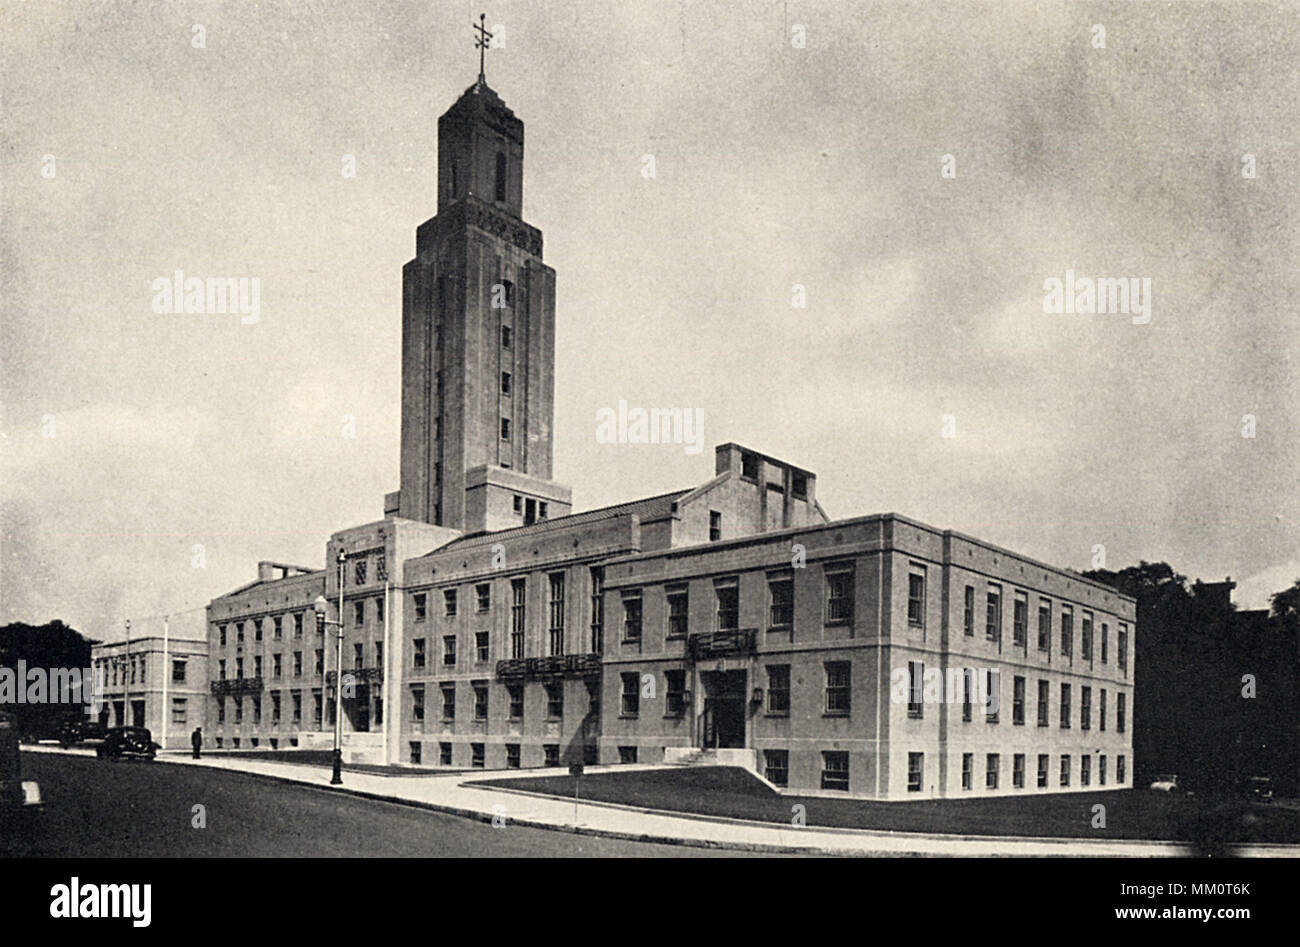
[211,677,264,696]
[325,667,384,686]
[495,653,601,682]
[687,628,757,659]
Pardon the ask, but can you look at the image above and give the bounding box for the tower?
[396,75,572,532]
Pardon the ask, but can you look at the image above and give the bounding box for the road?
[6,752,746,857]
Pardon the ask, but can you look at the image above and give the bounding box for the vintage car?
[1149,774,1182,792]
[58,716,108,749]
[0,710,43,816]
[95,727,160,762]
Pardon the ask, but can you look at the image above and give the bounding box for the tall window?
[1013,754,1025,789]
[442,635,456,666]
[1060,607,1073,657]
[622,590,643,641]
[1012,676,1025,725]
[1080,686,1092,731]
[495,151,507,202]
[986,753,999,790]
[1060,755,1071,787]
[1037,679,1049,726]
[664,671,685,716]
[1013,592,1028,647]
[414,593,427,622]
[1101,623,1109,663]
[962,753,973,790]
[443,589,458,618]
[476,583,491,612]
[1100,688,1107,731]
[1037,754,1049,788]
[821,752,849,792]
[986,585,1002,641]
[963,586,974,636]
[589,567,604,653]
[474,682,489,720]
[1117,692,1126,733]
[1060,683,1071,729]
[1037,599,1051,651]
[907,661,923,718]
[413,639,426,669]
[825,662,851,715]
[666,585,688,638]
[985,669,1000,723]
[1118,625,1129,673]
[507,684,524,719]
[768,574,793,628]
[511,578,526,658]
[827,567,854,624]
[1082,612,1094,661]
[962,667,974,722]
[440,683,455,720]
[907,568,925,627]
[620,673,639,717]
[715,580,739,631]
[908,753,924,792]
[709,511,722,542]
[767,665,790,714]
[548,572,566,656]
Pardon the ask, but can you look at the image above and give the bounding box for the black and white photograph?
[2,0,1297,927]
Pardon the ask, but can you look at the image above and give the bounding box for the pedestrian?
[191,726,202,759]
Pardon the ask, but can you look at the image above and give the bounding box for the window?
[666,585,688,638]
[709,511,722,542]
[962,667,974,722]
[440,742,453,766]
[252,696,261,724]
[273,653,282,680]
[255,620,263,642]
[768,574,793,628]
[1100,688,1107,731]
[506,744,521,769]
[907,568,925,627]
[500,371,511,395]
[443,588,458,618]
[1012,675,1025,725]
[544,682,563,719]
[271,693,281,724]
[766,665,790,714]
[236,658,244,679]
[622,590,643,641]
[1117,692,1126,733]
[825,662,851,715]
[217,698,226,724]
[234,698,243,724]
[354,559,367,586]
[442,635,457,666]
[273,616,283,641]
[413,638,426,669]
[475,632,489,663]
[494,151,507,202]
[1099,755,1107,786]
[986,585,1002,640]
[821,751,850,791]
[715,580,739,630]
[171,698,187,726]
[1013,753,1025,789]
[376,597,383,624]
[1013,592,1028,646]
[665,670,685,716]
[986,754,1000,789]
[1081,755,1091,786]
[1038,599,1051,651]
[172,659,186,683]
[511,578,526,658]
[1118,625,1128,673]
[985,669,1000,723]
[409,742,422,765]
[236,622,244,644]
[313,691,323,726]
[507,683,523,719]
[411,686,425,722]
[219,625,227,647]
[440,683,456,720]
[620,673,639,717]
[1060,683,1071,729]
[414,593,427,622]
[1060,607,1073,657]
[548,572,565,655]
[512,494,522,513]
[741,452,760,479]
[1117,755,1126,783]
[254,655,263,678]
[353,643,364,668]
[963,586,975,636]
[617,746,636,765]
[1081,686,1091,731]
[501,325,512,348]
[500,417,511,440]
[590,566,605,653]
[907,661,924,718]
[827,567,854,624]
[908,752,924,792]
[962,753,973,790]
[292,692,302,724]
[1037,754,1049,788]
[764,750,789,787]
[1101,623,1109,663]
[1037,679,1049,726]
[474,682,489,720]
[792,473,808,500]
[476,583,491,612]
[1060,755,1071,787]
[294,613,303,638]
[1082,612,1093,661]
[472,742,485,768]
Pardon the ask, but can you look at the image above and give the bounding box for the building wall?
[92,637,209,748]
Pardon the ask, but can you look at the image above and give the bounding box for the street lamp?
[314,548,347,785]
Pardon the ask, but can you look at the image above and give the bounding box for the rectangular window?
[474,583,490,613]
[1037,754,1049,788]
[544,682,563,719]
[511,578,526,659]
[709,511,722,541]
[589,567,604,653]
[821,751,850,791]
[548,572,566,656]
[1117,755,1126,783]
[414,593,427,622]
[236,658,244,679]
[500,371,511,395]
[1099,755,1107,786]
[440,742,453,766]
[827,567,854,624]
[715,580,739,631]
[1082,612,1094,661]
[766,665,790,714]
[665,670,685,716]
[1081,686,1092,731]
[1013,592,1028,647]
[907,660,924,718]
[1117,692,1126,733]
[270,693,281,724]
[825,661,851,715]
[985,669,1000,723]
[620,672,639,717]
[907,568,925,627]
[411,685,425,722]
[473,682,489,720]
[962,667,974,722]
[440,683,455,720]
[506,744,521,769]
[1012,675,1025,725]
[1037,679,1049,726]
[219,625,227,647]
[291,692,302,724]
[1060,607,1073,657]
[354,559,367,586]
[622,590,643,641]
[666,585,689,638]
[1013,753,1025,789]
[1060,683,1071,729]
[273,653,282,680]
[1081,755,1091,787]
[236,622,244,644]
[294,613,303,638]
[908,752,924,792]
[1118,625,1128,673]
[1038,599,1051,651]
[501,325,512,348]
[1101,623,1109,663]
[254,655,263,678]
[353,642,364,668]
[413,638,426,669]
[171,698,187,726]
[443,588,458,618]
[768,574,793,627]
[273,616,283,641]
[472,742,485,768]
[764,750,789,787]
[1100,688,1107,731]
[376,597,383,624]
[409,741,422,765]
[963,585,975,636]
[616,746,636,765]
[234,697,243,724]
[442,635,456,666]
[500,417,511,440]
[255,619,263,642]
[986,753,999,790]
[354,600,365,626]
[507,683,523,719]
[218,697,227,725]
[962,753,973,790]
[986,585,1002,640]
[475,632,489,663]
[172,659,187,683]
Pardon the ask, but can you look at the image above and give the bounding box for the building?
[204,69,1136,798]
[91,636,208,747]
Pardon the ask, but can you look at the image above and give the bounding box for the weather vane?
[473,13,492,85]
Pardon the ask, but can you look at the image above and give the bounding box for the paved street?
[5,752,741,857]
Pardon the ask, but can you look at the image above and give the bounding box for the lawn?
[478,766,1300,846]
[194,748,459,777]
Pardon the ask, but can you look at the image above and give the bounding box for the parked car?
[95,727,159,762]
[58,717,107,749]
[0,710,43,816]
[1150,774,1182,792]
[1244,776,1274,803]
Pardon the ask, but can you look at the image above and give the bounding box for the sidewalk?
[26,746,1295,856]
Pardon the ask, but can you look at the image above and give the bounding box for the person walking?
[191,726,203,759]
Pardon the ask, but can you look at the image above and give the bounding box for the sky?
[2,0,1297,644]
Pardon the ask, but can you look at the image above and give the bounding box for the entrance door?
[701,670,747,749]
[131,700,145,728]
[349,684,370,732]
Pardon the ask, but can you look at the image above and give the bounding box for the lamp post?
[314,550,347,785]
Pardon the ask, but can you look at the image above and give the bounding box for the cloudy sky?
[3,0,1297,643]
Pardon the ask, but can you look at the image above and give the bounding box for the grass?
[191,748,460,778]
[478,766,1300,846]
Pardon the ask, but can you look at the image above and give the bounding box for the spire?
[473,13,493,88]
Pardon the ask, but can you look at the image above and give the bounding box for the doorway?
[701,670,747,749]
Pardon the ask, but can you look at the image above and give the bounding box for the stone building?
[91,635,208,748]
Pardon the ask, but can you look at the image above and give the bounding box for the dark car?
[95,727,159,762]
[58,717,108,749]
[0,710,43,814]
